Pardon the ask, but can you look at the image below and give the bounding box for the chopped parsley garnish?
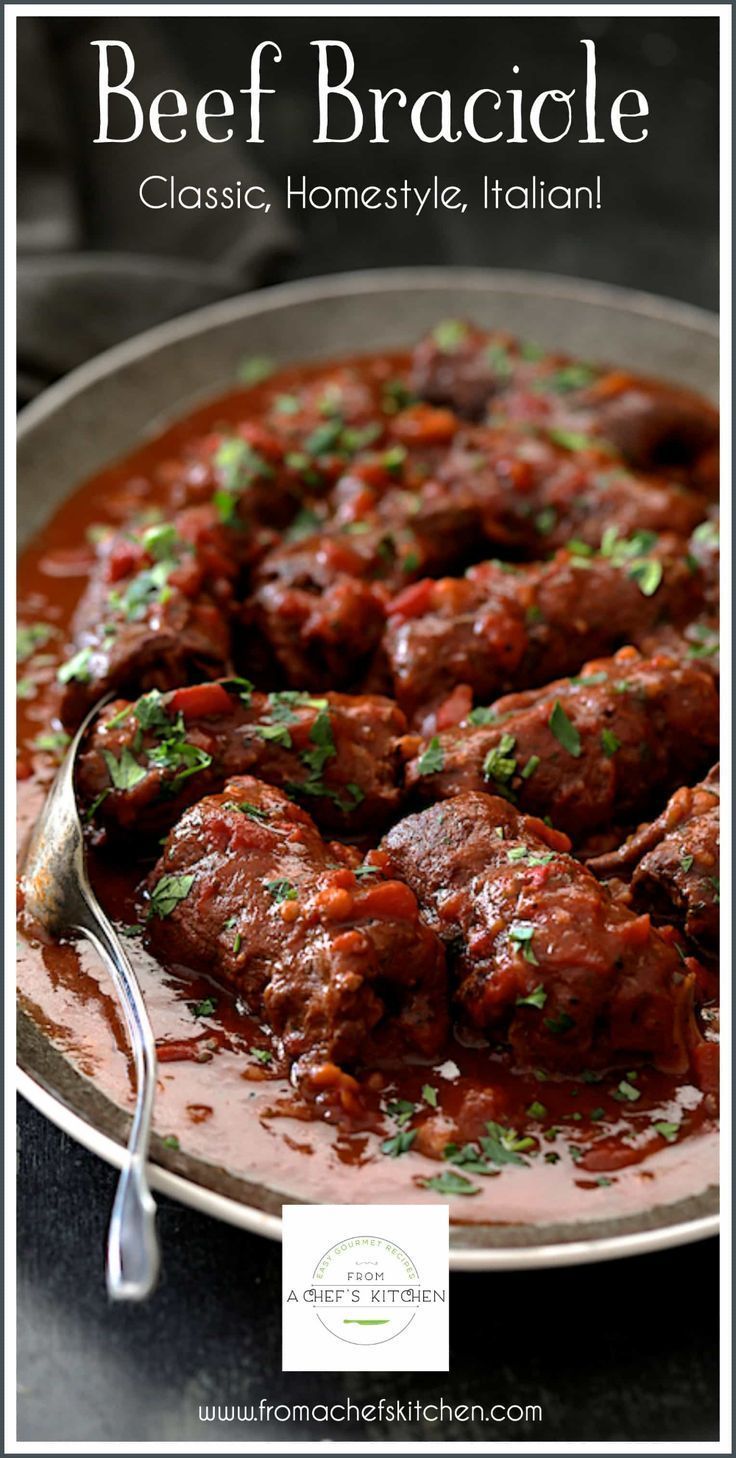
[484,341,513,376]
[536,363,597,394]
[549,700,582,757]
[141,521,178,561]
[192,997,217,1019]
[482,733,517,797]
[521,754,541,780]
[16,678,34,699]
[680,853,694,873]
[570,670,608,687]
[480,1121,536,1164]
[148,873,195,918]
[240,802,270,823]
[544,1012,575,1035]
[381,1129,417,1158]
[162,1135,180,1150]
[118,923,144,938]
[285,506,322,541]
[237,355,274,385]
[145,713,213,788]
[516,984,547,1009]
[384,1099,414,1129]
[57,647,93,685]
[520,340,546,361]
[692,519,719,547]
[599,527,663,596]
[421,1170,480,1196]
[544,1151,560,1165]
[432,319,468,352]
[612,1078,641,1103]
[354,864,381,879]
[686,623,719,659]
[107,547,180,620]
[628,558,663,597]
[133,689,172,733]
[467,706,497,726]
[252,1048,273,1065]
[526,1101,547,1119]
[255,721,293,748]
[508,922,539,965]
[266,879,298,903]
[274,393,300,414]
[652,1120,680,1143]
[422,1084,438,1108]
[382,445,408,474]
[213,436,275,522]
[417,736,444,776]
[549,427,611,454]
[300,707,338,784]
[101,747,147,791]
[600,729,621,757]
[17,622,53,662]
[381,379,416,413]
[534,506,557,536]
[34,730,70,756]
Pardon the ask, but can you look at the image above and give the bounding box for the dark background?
[17,12,720,1446]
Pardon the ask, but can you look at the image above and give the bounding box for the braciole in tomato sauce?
[17,342,719,1223]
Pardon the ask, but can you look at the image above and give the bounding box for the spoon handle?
[79,902,160,1300]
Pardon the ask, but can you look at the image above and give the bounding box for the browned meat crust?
[590,768,720,953]
[77,682,408,837]
[145,777,447,1093]
[381,791,696,1075]
[404,649,718,842]
[383,533,706,725]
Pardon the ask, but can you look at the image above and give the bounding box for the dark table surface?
[18,1099,719,1444]
[17,13,720,1446]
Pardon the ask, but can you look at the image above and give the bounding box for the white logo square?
[282,1204,449,1372]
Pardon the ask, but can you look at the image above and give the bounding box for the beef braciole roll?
[77,682,408,837]
[381,791,697,1075]
[383,532,707,726]
[435,426,708,557]
[410,320,719,483]
[404,648,719,842]
[144,777,447,1099]
[247,450,485,692]
[589,768,720,955]
[57,506,241,728]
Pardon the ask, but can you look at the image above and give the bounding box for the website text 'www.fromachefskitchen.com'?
[198,1398,543,1427]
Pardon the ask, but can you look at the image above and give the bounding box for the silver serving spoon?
[22,697,160,1300]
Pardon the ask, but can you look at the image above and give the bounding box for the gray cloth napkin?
[17,17,296,401]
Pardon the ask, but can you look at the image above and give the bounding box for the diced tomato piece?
[525,816,572,854]
[390,404,458,445]
[106,539,144,583]
[436,683,473,730]
[238,422,285,464]
[387,578,435,620]
[617,913,652,949]
[353,880,417,923]
[692,1039,719,1093]
[168,682,233,720]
